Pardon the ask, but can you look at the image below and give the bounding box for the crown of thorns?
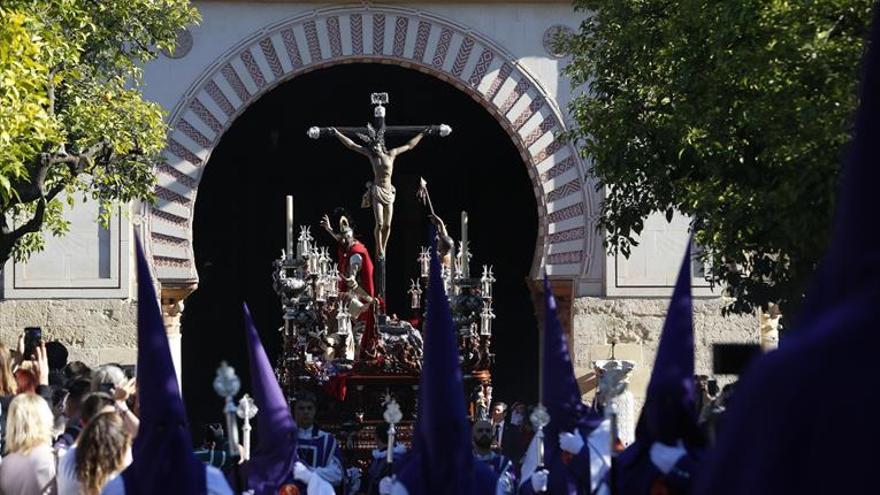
[355,123,386,146]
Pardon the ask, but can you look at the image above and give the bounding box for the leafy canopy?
[562,0,873,315]
[0,0,198,265]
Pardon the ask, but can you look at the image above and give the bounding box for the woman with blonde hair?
[57,411,131,495]
[0,343,18,397]
[0,392,57,494]
[0,343,19,450]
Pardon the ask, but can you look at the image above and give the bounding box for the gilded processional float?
[271,93,498,466]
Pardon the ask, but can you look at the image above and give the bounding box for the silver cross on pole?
[237,394,258,462]
[213,361,241,458]
[382,394,403,465]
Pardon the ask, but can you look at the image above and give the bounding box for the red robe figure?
[321,209,379,362]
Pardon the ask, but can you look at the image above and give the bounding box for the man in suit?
[492,402,526,464]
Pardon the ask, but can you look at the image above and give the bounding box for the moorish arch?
[146,4,596,292]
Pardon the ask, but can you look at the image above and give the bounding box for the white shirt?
[0,444,56,495]
[493,420,505,446]
[56,445,82,495]
[100,465,233,495]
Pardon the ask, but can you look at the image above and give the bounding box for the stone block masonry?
[0,295,758,403]
[0,299,137,365]
[570,297,758,411]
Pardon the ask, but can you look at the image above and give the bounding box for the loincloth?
[361,182,396,208]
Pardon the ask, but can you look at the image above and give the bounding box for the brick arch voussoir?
[149,6,592,283]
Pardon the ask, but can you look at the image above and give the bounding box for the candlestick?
[409,279,423,309]
[286,196,294,259]
[315,278,326,302]
[480,302,495,336]
[297,226,312,260]
[481,265,495,299]
[337,304,351,335]
[328,264,339,299]
[460,211,469,278]
[418,247,431,278]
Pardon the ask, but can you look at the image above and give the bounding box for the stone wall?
[0,299,137,365]
[0,294,757,395]
[570,296,759,408]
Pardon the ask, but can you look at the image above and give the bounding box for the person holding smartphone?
[11,330,51,403]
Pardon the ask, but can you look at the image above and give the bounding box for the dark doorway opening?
[182,62,538,429]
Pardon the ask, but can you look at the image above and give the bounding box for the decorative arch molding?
[147,4,596,284]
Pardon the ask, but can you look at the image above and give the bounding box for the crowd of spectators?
[0,334,139,495]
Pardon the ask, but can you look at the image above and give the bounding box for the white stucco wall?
[142,2,580,120]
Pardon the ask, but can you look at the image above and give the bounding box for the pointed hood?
[543,275,594,433]
[239,303,299,494]
[121,238,205,494]
[535,275,600,494]
[639,240,698,445]
[396,229,497,494]
[615,242,699,495]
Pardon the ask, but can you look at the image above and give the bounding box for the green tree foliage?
[0,0,199,267]
[562,0,873,315]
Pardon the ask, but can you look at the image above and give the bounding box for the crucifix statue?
[308,92,451,301]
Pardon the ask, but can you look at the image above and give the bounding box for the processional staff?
[213,361,241,458]
[237,393,258,462]
[383,395,403,465]
[596,359,632,495]
[528,274,551,493]
[416,177,457,274]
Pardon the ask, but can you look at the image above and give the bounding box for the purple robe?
[611,242,703,495]
[519,276,602,495]
[394,228,499,494]
[237,304,302,495]
[296,427,341,471]
[365,448,405,495]
[475,451,516,489]
[121,239,207,495]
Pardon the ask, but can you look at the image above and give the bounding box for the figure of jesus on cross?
[328,126,423,259]
[308,93,451,300]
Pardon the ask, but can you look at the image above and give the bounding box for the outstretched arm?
[390,131,426,157]
[332,128,369,156]
[320,214,342,243]
[430,214,449,238]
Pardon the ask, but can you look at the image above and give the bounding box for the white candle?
[286,195,294,258]
[460,211,469,278]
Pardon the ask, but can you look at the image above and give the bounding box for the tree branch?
[46,63,64,118]
[11,140,111,206]
[6,198,48,242]
[45,182,66,203]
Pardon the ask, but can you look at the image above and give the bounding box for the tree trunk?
[0,232,15,273]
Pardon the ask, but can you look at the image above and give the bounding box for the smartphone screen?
[24,326,42,359]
